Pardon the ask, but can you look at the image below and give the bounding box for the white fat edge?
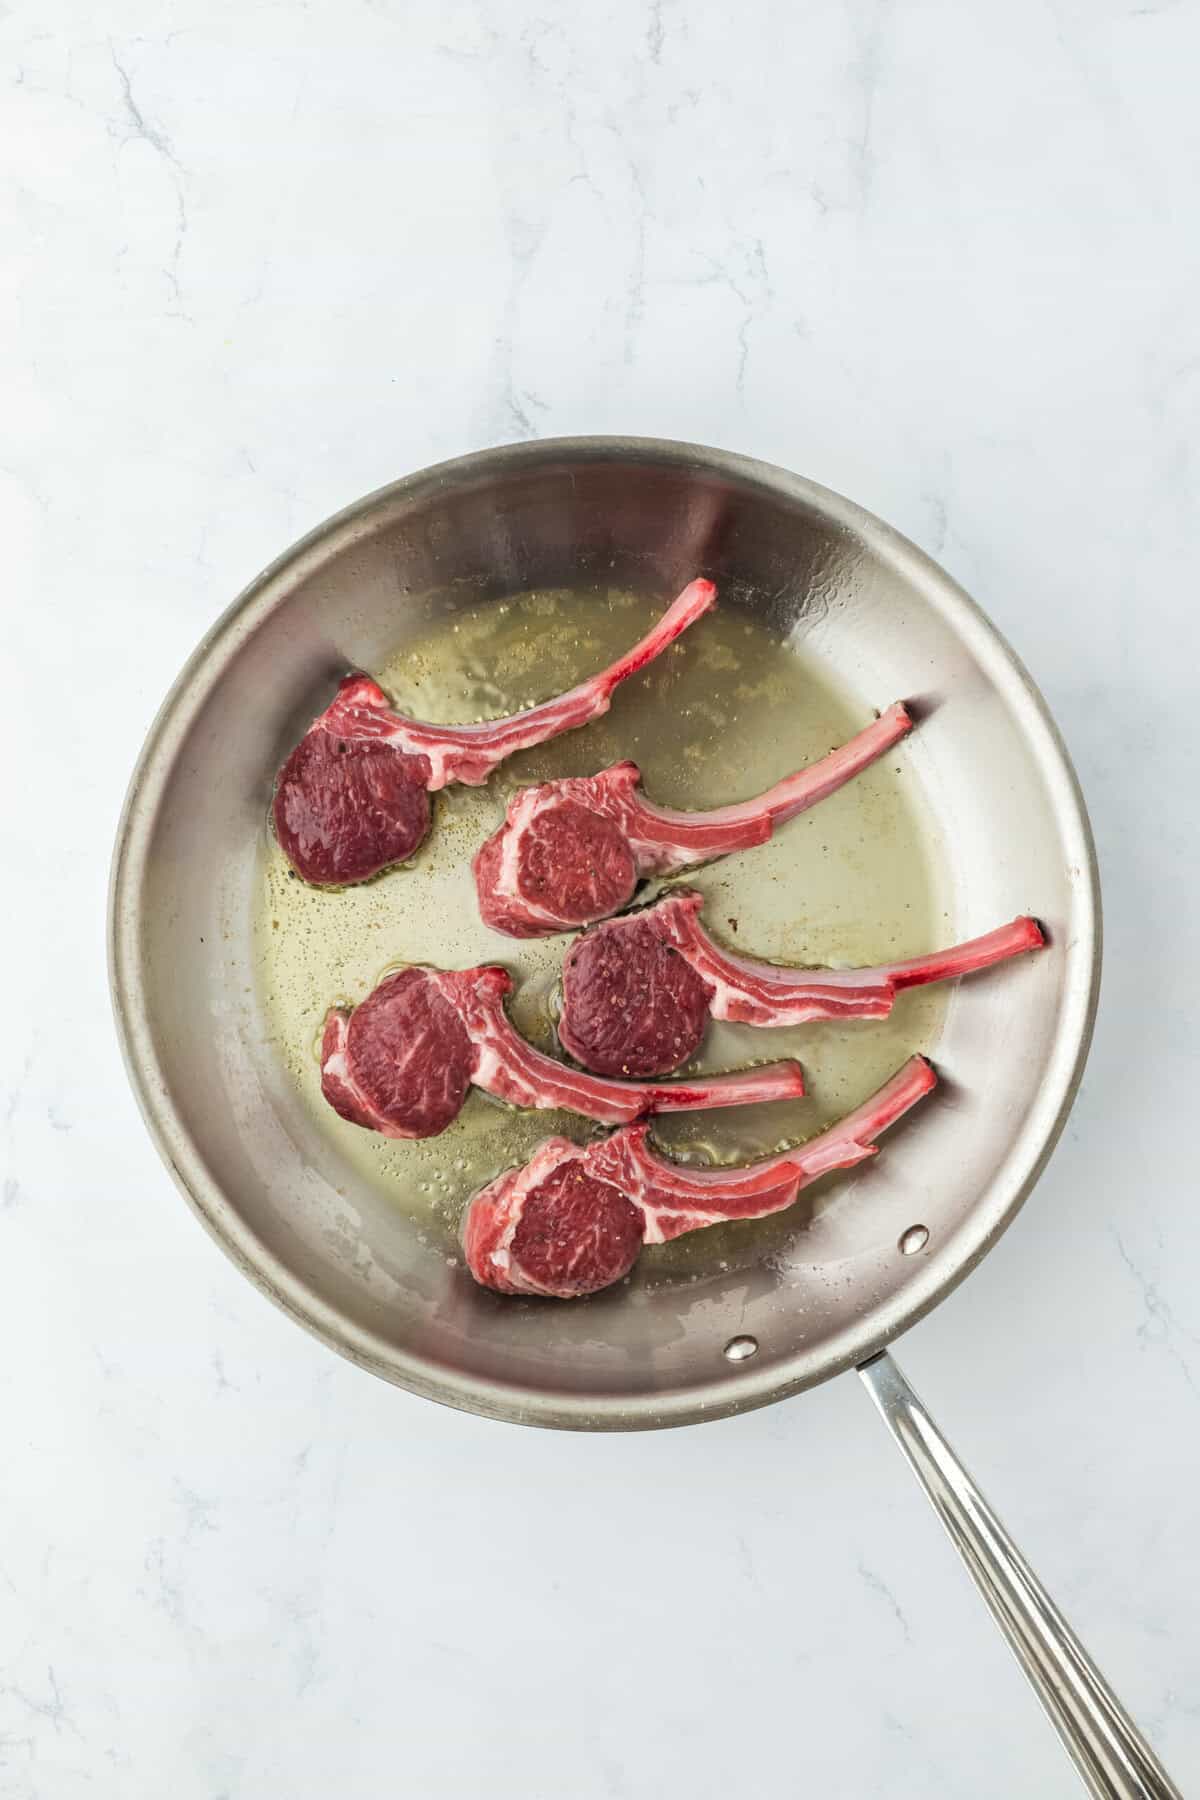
[492,788,573,928]
[320,1013,351,1081]
[622,825,696,879]
[431,971,505,1097]
[495,788,539,898]
[609,1139,792,1246]
[320,1013,408,1136]
[639,1205,724,1247]
[469,1040,520,1100]
[388,722,454,788]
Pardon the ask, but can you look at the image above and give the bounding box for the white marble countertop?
[4,2,1199,1793]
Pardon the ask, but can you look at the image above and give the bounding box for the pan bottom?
[254,583,950,1290]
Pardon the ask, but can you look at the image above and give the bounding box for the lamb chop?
[473,702,913,936]
[273,578,716,886]
[559,890,1045,1076]
[319,964,806,1139]
[463,1055,937,1298]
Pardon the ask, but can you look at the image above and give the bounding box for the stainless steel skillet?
[108,438,1176,1797]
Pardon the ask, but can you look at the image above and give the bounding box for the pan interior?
[112,442,1096,1427]
[255,589,950,1282]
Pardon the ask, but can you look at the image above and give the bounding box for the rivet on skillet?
[898,1224,930,1256]
[723,1334,759,1363]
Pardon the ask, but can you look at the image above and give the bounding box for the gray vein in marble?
[0,1734,37,1788]
[9,39,89,116]
[491,210,548,440]
[597,1752,632,1797]
[646,0,665,64]
[563,88,603,201]
[689,238,773,399]
[1044,0,1158,191]
[734,1531,762,1590]
[1113,1229,1200,1398]
[2,1667,74,1737]
[141,1537,187,1628]
[618,138,649,368]
[109,43,190,315]
[109,45,175,165]
[848,0,890,209]
[211,1348,237,1394]
[4,1050,33,1125]
[923,488,949,556]
[665,84,700,124]
[857,1557,913,1644]
[881,1708,915,1745]
[518,15,554,78]
[174,1480,219,1540]
[0,464,50,515]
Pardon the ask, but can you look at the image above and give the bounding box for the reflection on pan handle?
[859,1351,1181,1800]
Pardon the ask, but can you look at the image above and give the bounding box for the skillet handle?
[859,1350,1180,1800]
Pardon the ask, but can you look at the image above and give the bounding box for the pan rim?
[108,435,1101,1431]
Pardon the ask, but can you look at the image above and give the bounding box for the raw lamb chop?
[473,702,913,936]
[559,890,1045,1076]
[319,964,806,1139]
[274,578,716,886]
[463,1055,937,1298]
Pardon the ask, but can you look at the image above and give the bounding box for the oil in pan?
[254,585,950,1281]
